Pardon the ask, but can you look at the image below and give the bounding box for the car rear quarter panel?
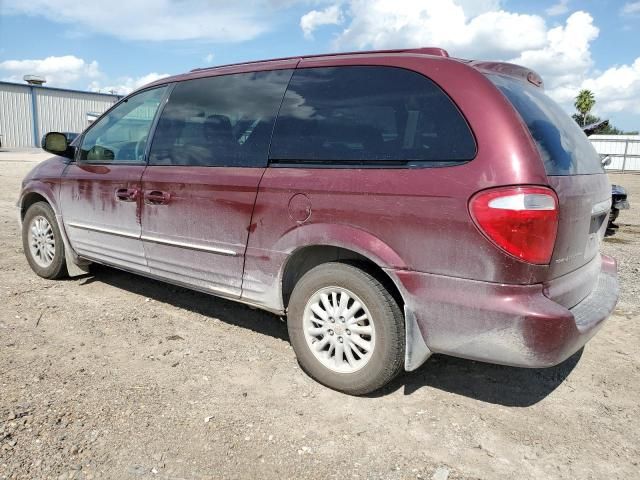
[242,54,556,312]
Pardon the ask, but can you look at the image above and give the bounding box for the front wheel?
[22,202,67,279]
[287,262,405,395]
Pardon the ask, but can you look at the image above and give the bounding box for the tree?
[574,89,595,126]
[571,91,638,135]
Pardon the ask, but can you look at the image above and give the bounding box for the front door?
[59,86,168,272]
[139,68,293,297]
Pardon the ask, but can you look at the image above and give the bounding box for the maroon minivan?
[18,48,619,394]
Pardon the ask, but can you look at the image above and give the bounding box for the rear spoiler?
[468,61,544,88]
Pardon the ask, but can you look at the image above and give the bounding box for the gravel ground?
[1,154,639,479]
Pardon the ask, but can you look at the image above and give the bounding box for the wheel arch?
[272,224,430,372]
[271,223,407,309]
[19,184,87,274]
[280,244,405,313]
[20,191,52,220]
[279,244,432,376]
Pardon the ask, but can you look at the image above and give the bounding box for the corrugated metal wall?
[0,82,119,148]
[0,83,34,147]
[35,90,117,142]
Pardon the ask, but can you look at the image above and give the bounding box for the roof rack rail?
[190,47,449,73]
[404,47,449,57]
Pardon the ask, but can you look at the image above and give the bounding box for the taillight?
[469,186,559,265]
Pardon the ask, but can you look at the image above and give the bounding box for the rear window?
[269,66,476,166]
[488,74,603,175]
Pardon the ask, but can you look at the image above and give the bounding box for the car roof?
[143,47,544,92]
[144,47,452,89]
[190,47,451,72]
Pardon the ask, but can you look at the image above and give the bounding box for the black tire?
[287,262,405,395]
[22,202,68,279]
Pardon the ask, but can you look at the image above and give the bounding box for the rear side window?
[488,74,603,175]
[149,69,293,167]
[269,66,476,166]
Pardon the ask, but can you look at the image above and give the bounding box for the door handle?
[145,190,171,205]
[115,188,139,202]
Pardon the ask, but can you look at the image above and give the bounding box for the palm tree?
[574,89,595,126]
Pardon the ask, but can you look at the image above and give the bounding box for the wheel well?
[20,193,49,220]
[281,245,404,311]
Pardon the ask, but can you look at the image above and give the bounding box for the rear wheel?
[22,202,67,279]
[287,262,404,395]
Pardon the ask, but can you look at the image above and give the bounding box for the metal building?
[0,80,121,148]
[589,134,640,172]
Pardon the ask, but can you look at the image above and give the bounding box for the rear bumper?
[392,254,618,368]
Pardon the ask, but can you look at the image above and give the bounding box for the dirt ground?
[1,152,639,480]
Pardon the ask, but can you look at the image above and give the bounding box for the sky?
[0,0,639,131]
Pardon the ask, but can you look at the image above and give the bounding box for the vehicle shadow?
[374,349,583,407]
[82,264,288,342]
[83,264,582,407]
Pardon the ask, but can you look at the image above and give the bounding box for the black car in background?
[582,121,631,235]
[609,183,630,232]
[598,155,631,234]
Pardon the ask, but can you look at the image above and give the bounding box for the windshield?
[488,74,603,175]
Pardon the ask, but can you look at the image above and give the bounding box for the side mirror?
[601,155,612,167]
[41,132,75,159]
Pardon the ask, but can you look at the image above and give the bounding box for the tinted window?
[488,74,603,175]
[80,87,167,163]
[269,66,476,165]
[149,70,293,167]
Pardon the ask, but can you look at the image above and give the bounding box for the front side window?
[269,66,476,166]
[148,69,293,167]
[79,87,167,164]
